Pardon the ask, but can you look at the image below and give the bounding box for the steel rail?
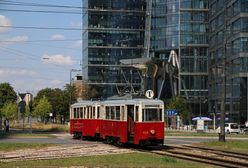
[141,145,248,168]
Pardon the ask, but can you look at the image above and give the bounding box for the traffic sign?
[145,90,154,99]
[166,109,178,116]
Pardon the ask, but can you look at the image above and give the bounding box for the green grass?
[0,142,54,152]
[198,140,248,153]
[165,130,248,137]
[0,152,213,168]
[12,123,69,133]
[0,132,55,138]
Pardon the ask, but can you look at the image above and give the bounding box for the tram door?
[127,105,134,140]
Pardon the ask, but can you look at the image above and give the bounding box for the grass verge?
[12,123,69,133]
[165,130,248,138]
[0,132,55,138]
[0,142,54,152]
[197,140,248,153]
[0,152,213,168]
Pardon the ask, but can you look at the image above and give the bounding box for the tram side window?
[106,106,110,119]
[73,108,76,119]
[97,106,100,119]
[84,107,86,118]
[121,106,125,120]
[93,107,95,119]
[80,107,83,118]
[76,108,80,118]
[86,107,89,119]
[89,107,92,119]
[105,106,121,120]
[110,106,115,119]
[135,106,139,122]
[142,109,162,121]
[116,106,120,120]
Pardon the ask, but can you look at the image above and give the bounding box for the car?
[225,123,240,134]
[216,123,240,134]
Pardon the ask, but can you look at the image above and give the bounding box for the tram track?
[182,144,248,161]
[143,145,248,168]
[1,140,248,168]
[0,144,133,162]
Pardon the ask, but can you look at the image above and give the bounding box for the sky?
[0,0,83,95]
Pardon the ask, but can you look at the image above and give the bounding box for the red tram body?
[70,98,164,145]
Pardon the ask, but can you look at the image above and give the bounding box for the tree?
[0,83,17,129]
[34,88,67,123]
[166,96,188,124]
[0,83,17,108]
[33,96,52,123]
[64,84,76,104]
[1,102,18,121]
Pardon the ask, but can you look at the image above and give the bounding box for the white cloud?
[42,54,75,65]
[0,36,29,46]
[0,15,11,33]
[0,68,36,77]
[50,34,65,40]
[72,40,82,48]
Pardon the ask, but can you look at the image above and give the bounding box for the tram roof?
[70,100,98,107]
[103,98,163,105]
[71,98,164,107]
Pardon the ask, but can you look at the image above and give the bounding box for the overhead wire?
[0,0,82,90]
[0,0,83,9]
[0,46,79,70]
[0,1,148,31]
[0,25,82,31]
[0,45,39,61]
[0,38,82,43]
[0,8,82,15]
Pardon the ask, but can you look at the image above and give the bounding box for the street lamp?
[213,105,216,130]
[247,72,248,125]
[219,62,226,142]
[70,69,81,105]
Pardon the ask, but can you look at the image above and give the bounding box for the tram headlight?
[150,129,156,135]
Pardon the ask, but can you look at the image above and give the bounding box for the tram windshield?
[142,108,162,122]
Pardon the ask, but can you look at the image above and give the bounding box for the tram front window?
[142,109,162,122]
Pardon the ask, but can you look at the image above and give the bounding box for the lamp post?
[213,105,216,130]
[219,60,226,142]
[70,69,81,105]
[247,72,248,124]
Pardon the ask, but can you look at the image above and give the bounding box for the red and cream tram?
[70,98,164,145]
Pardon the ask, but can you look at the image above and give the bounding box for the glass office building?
[209,0,248,124]
[151,0,209,118]
[82,0,146,97]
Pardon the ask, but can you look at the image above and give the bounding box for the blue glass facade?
[151,0,209,119]
[82,0,146,97]
[209,0,248,124]
[82,0,248,124]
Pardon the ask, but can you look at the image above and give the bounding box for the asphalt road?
[1,133,247,145]
[0,133,100,145]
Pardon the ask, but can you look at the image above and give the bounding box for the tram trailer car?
[70,98,164,145]
[70,101,102,139]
